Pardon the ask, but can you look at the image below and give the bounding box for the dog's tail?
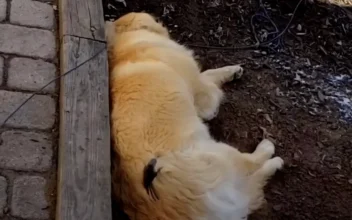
[142,150,227,202]
[141,150,252,219]
[143,158,161,200]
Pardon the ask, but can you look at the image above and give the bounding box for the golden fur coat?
[106,12,284,220]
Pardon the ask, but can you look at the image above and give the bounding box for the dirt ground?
[103,0,352,219]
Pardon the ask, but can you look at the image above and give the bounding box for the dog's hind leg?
[193,80,224,120]
[210,140,279,178]
[210,139,277,176]
[193,65,243,120]
[203,140,283,213]
[201,65,243,87]
[195,65,243,120]
[246,156,284,212]
[242,139,276,166]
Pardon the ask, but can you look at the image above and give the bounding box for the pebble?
[296,24,302,31]
[317,91,325,102]
[293,152,300,161]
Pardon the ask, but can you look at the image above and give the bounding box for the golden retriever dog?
[312,0,352,6]
[106,12,284,220]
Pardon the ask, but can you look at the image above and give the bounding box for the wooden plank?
[57,35,111,220]
[59,0,105,41]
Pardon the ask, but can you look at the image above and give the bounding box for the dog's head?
[114,12,169,37]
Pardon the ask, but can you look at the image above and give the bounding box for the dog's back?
[108,13,216,219]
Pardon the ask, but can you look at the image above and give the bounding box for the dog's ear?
[143,158,161,201]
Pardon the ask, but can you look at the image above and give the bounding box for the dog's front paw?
[255,139,275,158]
[226,65,243,80]
[262,157,284,174]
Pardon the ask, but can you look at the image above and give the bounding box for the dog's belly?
[204,176,249,220]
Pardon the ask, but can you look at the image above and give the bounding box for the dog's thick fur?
[107,12,284,220]
[314,0,352,6]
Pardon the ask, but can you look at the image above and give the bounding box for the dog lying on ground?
[106,12,284,220]
[311,0,352,6]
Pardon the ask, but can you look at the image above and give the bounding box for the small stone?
[275,87,283,97]
[296,24,302,31]
[317,91,325,102]
[293,152,300,161]
[0,131,53,171]
[348,179,352,184]
[0,24,56,59]
[294,73,302,82]
[311,70,318,79]
[325,18,331,26]
[0,176,7,217]
[8,58,56,92]
[0,0,6,21]
[11,176,49,219]
[10,0,54,29]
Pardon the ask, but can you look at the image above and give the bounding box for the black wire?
[257,0,281,48]
[261,0,304,46]
[187,0,304,50]
[0,46,106,128]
